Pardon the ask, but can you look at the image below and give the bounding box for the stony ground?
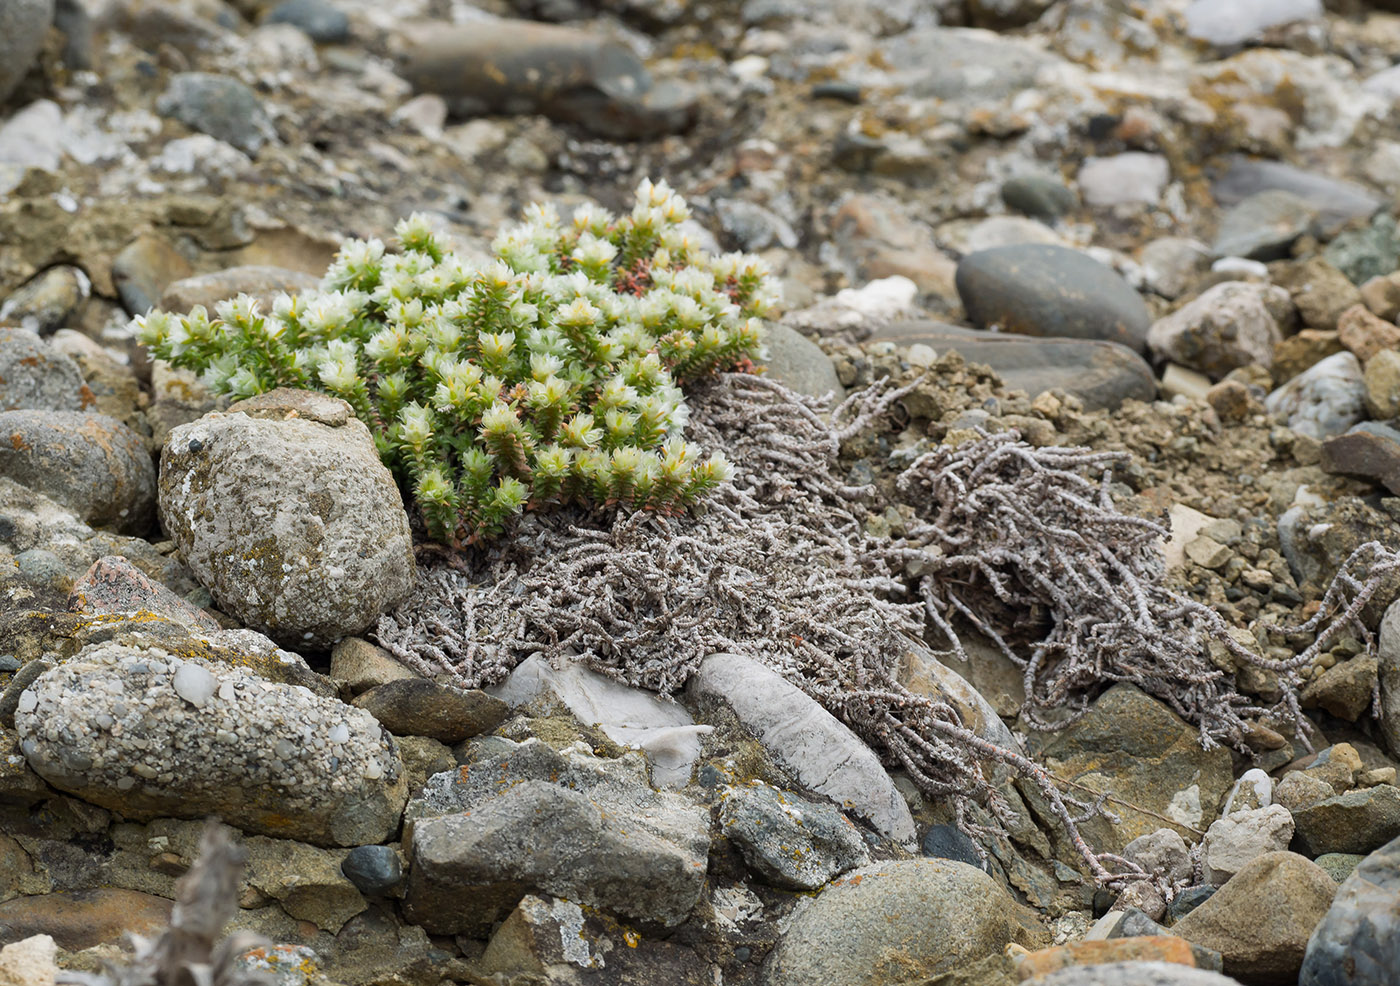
[3,1,1400,985]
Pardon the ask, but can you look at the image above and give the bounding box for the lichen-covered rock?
[158,388,414,649]
[762,859,1046,986]
[1147,281,1290,379]
[67,554,220,632]
[13,642,407,847]
[1293,785,1400,857]
[403,737,709,936]
[0,328,94,413]
[0,410,155,535]
[719,780,870,890]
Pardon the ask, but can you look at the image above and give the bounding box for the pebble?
[1077,152,1170,208]
[955,243,1153,352]
[1001,174,1078,221]
[0,0,54,106]
[0,266,90,336]
[263,0,350,43]
[1212,158,1381,236]
[1265,351,1367,440]
[1148,281,1290,379]
[1337,304,1400,362]
[1202,805,1295,885]
[341,845,403,897]
[352,678,508,744]
[156,73,278,156]
[1184,0,1322,48]
[1212,190,1316,260]
[0,328,94,413]
[719,780,870,890]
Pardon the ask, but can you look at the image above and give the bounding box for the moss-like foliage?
[136,180,775,543]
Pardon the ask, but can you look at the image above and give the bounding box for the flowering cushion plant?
[136,179,776,543]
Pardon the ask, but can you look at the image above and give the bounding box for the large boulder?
[1301,833,1400,986]
[158,389,414,649]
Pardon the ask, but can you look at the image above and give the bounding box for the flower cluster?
[135,179,776,543]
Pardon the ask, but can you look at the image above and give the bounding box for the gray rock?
[872,321,1156,411]
[1174,852,1336,984]
[263,0,350,42]
[392,19,695,141]
[341,845,403,897]
[954,216,1064,254]
[1382,601,1400,758]
[156,73,277,156]
[330,637,417,696]
[719,780,870,890]
[0,328,93,413]
[0,410,155,535]
[240,835,366,933]
[1315,853,1366,885]
[761,859,1044,986]
[1302,656,1380,722]
[1140,238,1211,300]
[881,28,1061,105]
[921,823,988,872]
[111,235,194,317]
[1212,190,1316,261]
[1212,158,1382,237]
[158,388,415,650]
[1027,963,1253,986]
[13,641,408,847]
[1122,829,1193,885]
[1148,281,1289,379]
[1300,834,1400,986]
[956,244,1153,353]
[1184,0,1322,48]
[1293,786,1400,857]
[352,678,508,744]
[687,652,916,844]
[761,325,844,402]
[53,0,93,71]
[1325,215,1400,287]
[0,0,54,106]
[966,0,1054,30]
[1001,175,1078,222]
[403,738,709,935]
[0,266,89,336]
[1168,885,1219,923]
[159,265,319,314]
[1265,351,1366,441]
[1202,805,1295,885]
[714,198,798,252]
[1078,153,1170,208]
[0,100,63,196]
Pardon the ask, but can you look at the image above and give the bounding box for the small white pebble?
[328,723,350,744]
[16,690,38,714]
[173,663,218,708]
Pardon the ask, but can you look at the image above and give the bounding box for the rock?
[479,893,712,985]
[13,641,407,847]
[1364,350,1400,419]
[340,845,402,898]
[1224,769,1274,815]
[1202,805,1295,885]
[1383,601,1400,757]
[687,652,916,843]
[1212,191,1315,261]
[47,331,142,431]
[1034,684,1234,852]
[1001,175,1078,222]
[1273,330,1345,385]
[1173,852,1336,984]
[946,216,1064,255]
[156,73,277,156]
[0,889,171,951]
[111,235,194,317]
[1293,786,1400,857]
[0,935,56,986]
[1211,158,1382,237]
[1265,352,1367,441]
[263,0,349,42]
[489,653,711,788]
[352,678,508,744]
[1337,305,1400,363]
[761,325,844,401]
[0,266,89,336]
[329,637,416,695]
[1013,937,1201,980]
[1294,744,1365,796]
[67,555,221,633]
[880,27,1061,106]
[714,198,798,252]
[1025,963,1257,986]
[1277,260,1362,332]
[1140,238,1211,300]
[1184,0,1322,48]
[1078,153,1170,208]
[1148,282,1289,379]
[392,19,695,141]
[159,266,320,313]
[0,0,53,107]
[1325,215,1400,286]
[0,329,94,413]
[1300,833,1400,986]
[241,835,366,933]
[872,322,1156,411]
[158,389,415,649]
[828,195,958,300]
[922,823,989,871]
[956,244,1152,353]
[1122,829,1193,885]
[719,780,870,890]
[0,410,155,535]
[761,859,1045,986]
[402,738,709,935]
[1302,657,1380,721]
[1314,853,1366,885]
[0,100,63,196]
[1360,274,1400,322]
[966,0,1054,30]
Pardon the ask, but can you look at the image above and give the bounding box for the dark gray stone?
[352,678,509,744]
[1212,189,1316,260]
[873,321,1155,411]
[761,325,844,402]
[341,845,403,897]
[156,73,277,156]
[264,0,350,42]
[1212,157,1381,237]
[1300,834,1400,986]
[1001,175,1078,221]
[921,823,988,871]
[719,781,870,890]
[955,244,1152,353]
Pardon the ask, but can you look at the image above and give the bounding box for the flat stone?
[1173,852,1336,985]
[1013,937,1199,980]
[761,859,1046,986]
[761,325,844,401]
[353,678,508,744]
[1078,153,1170,208]
[159,266,320,313]
[956,244,1152,353]
[0,889,170,951]
[0,328,94,414]
[1300,833,1400,986]
[872,321,1155,411]
[156,73,277,156]
[1293,786,1400,857]
[1212,158,1382,237]
[881,27,1061,105]
[687,652,916,844]
[1212,190,1316,260]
